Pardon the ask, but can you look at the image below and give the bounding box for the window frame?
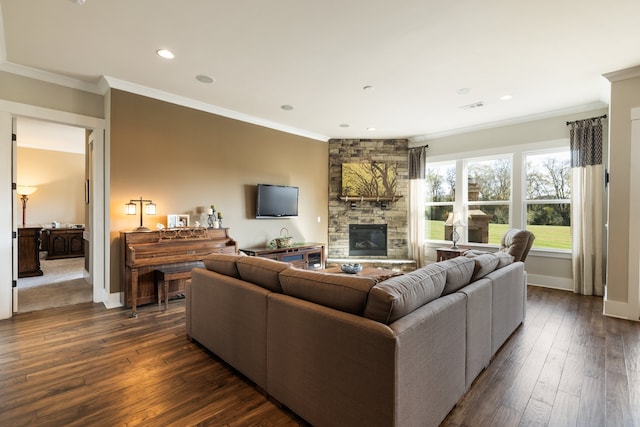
[423,139,571,253]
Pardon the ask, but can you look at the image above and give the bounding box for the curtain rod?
[566,114,607,126]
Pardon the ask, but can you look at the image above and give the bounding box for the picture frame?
[167,214,190,228]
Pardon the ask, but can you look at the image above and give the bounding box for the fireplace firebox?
[349,224,387,256]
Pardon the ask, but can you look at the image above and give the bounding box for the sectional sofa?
[186,251,526,427]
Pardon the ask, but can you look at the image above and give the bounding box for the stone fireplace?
[349,224,387,256]
[327,139,414,270]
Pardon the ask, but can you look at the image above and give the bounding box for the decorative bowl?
[341,263,363,274]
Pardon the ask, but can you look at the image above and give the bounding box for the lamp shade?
[17,186,37,196]
[444,212,466,227]
[125,202,137,215]
[145,202,156,215]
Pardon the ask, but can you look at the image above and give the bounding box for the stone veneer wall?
[328,139,409,259]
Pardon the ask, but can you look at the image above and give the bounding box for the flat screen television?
[256,184,299,218]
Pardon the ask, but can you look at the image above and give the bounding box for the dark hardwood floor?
[0,286,638,426]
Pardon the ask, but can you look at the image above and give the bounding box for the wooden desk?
[18,227,43,278]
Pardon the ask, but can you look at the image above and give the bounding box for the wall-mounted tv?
[256,184,299,218]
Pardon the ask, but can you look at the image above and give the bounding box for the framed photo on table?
[167,214,190,228]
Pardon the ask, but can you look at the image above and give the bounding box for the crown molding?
[102,76,330,142]
[0,61,102,94]
[603,65,640,82]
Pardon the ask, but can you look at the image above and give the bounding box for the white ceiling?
[1,0,639,142]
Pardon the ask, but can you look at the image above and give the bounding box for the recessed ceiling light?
[281,105,295,111]
[367,127,376,131]
[456,88,471,95]
[195,74,215,84]
[156,49,175,59]
[70,0,86,4]
[500,94,513,101]
[339,123,350,128]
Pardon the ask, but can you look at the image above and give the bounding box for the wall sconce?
[444,212,466,249]
[125,197,156,231]
[17,185,37,227]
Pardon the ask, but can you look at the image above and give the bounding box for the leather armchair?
[498,228,535,262]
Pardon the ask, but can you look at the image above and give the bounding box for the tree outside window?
[525,151,571,250]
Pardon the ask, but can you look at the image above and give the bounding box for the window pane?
[526,152,571,200]
[467,158,511,201]
[425,205,453,240]
[526,203,571,250]
[425,163,455,203]
[467,205,510,245]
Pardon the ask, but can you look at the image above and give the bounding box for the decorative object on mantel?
[125,197,156,231]
[339,162,402,203]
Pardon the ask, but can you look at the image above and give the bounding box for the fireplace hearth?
[349,224,387,256]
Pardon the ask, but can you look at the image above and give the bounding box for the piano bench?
[154,267,193,310]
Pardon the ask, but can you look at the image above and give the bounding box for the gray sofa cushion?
[236,256,290,292]
[203,253,243,278]
[439,257,476,296]
[493,251,514,269]
[467,253,499,281]
[279,268,377,315]
[363,264,446,324]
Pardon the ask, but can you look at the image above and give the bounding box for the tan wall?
[17,147,86,227]
[606,75,640,303]
[0,71,103,118]
[414,107,609,287]
[109,90,329,293]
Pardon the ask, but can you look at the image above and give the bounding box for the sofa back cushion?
[466,253,500,281]
[236,256,290,292]
[279,268,377,315]
[439,257,476,296]
[203,253,243,278]
[363,264,446,325]
[493,251,514,269]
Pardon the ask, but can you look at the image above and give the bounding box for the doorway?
[15,117,91,312]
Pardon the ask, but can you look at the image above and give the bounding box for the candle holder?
[207,214,214,229]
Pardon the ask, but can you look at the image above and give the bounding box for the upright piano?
[121,227,237,316]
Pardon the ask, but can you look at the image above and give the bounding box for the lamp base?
[134,226,150,231]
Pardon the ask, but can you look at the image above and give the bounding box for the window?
[424,161,455,241]
[524,150,571,250]
[466,157,512,245]
[423,144,571,251]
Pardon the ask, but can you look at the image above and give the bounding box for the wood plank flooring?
[0,286,638,426]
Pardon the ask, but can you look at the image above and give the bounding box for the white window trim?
[424,138,570,253]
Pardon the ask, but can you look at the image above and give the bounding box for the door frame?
[1,100,108,319]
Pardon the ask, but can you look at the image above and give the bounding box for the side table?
[436,247,468,262]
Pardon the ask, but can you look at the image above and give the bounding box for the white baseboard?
[604,297,640,321]
[527,273,573,291]
[103,291,124,309]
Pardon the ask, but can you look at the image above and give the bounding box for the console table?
[241,243,325,270]
[44,228,85,260]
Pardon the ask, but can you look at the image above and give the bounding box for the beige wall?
[606,72,640,305]
[109,90,329,293]
[413,107,609,289]
[17,147,85,227]
[0,71,103,118]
